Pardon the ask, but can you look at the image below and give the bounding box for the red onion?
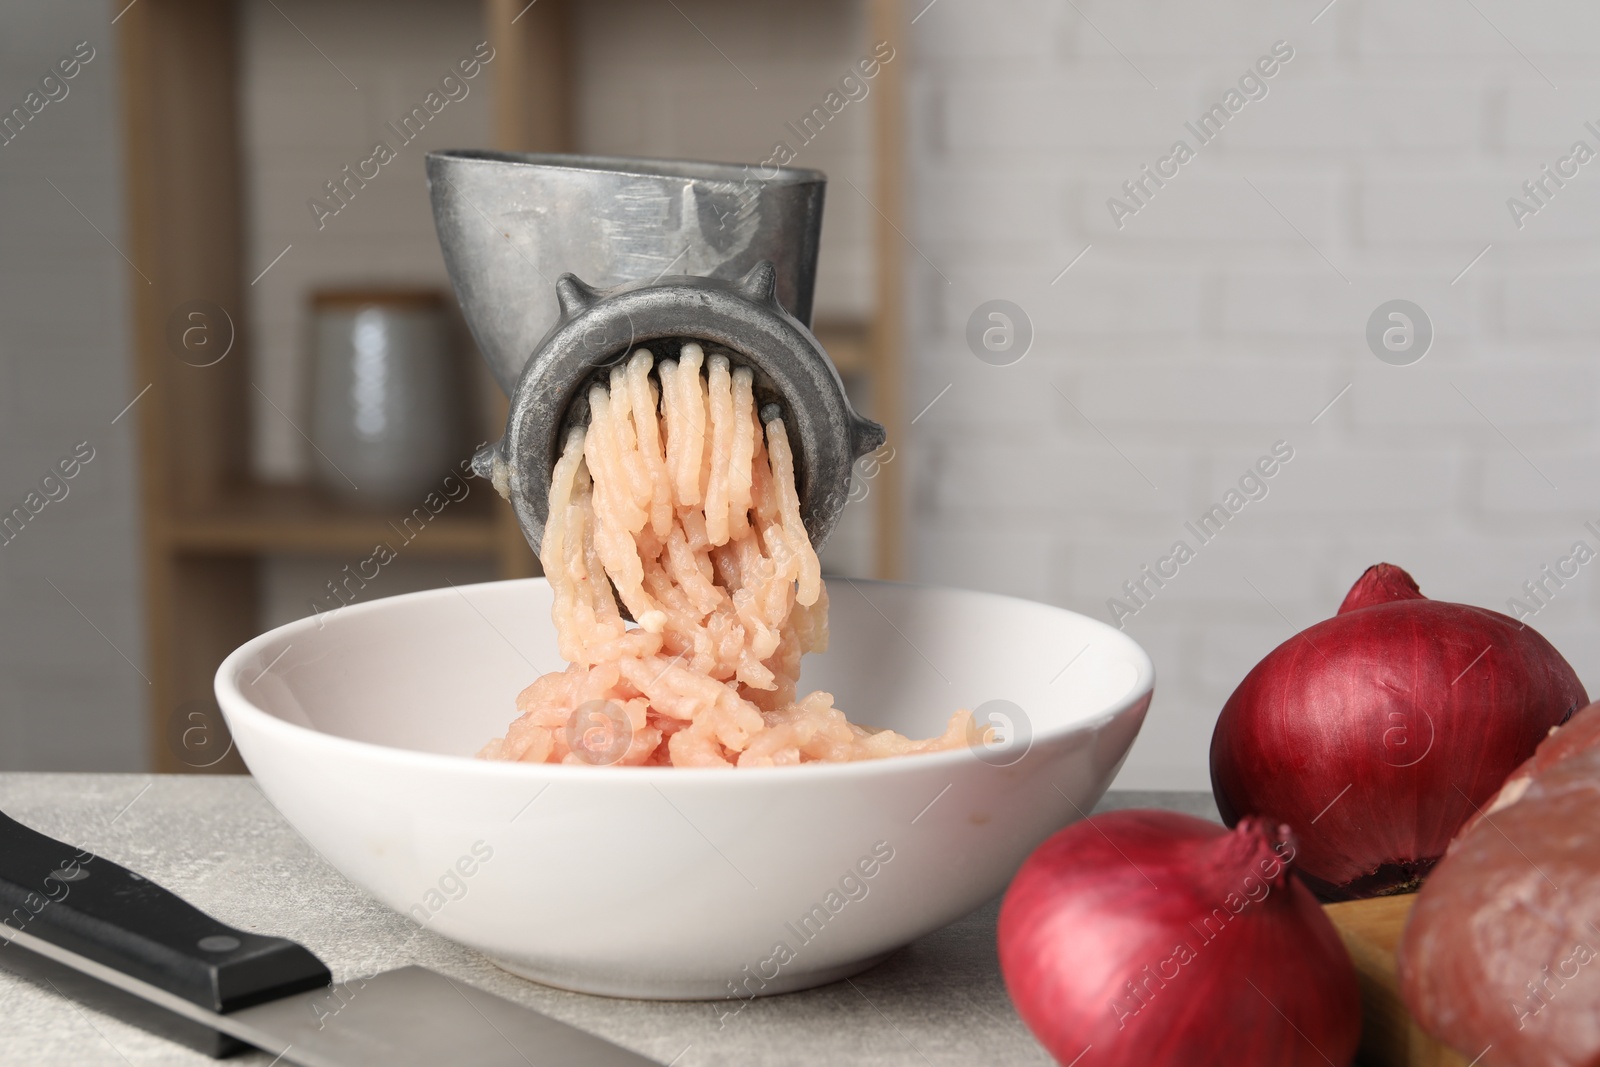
[998,810,1358,1067]
[1210,563,1586,900]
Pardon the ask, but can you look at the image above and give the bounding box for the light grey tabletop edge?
[0,776,1218,1067]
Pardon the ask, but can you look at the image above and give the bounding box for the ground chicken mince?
[478,343,972,768]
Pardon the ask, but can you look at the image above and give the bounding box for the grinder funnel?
[426,150,885,561]
[426,150,827,393]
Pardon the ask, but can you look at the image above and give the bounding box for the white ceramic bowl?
[216,578,1153,999]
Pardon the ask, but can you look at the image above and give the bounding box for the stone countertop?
[0,775,1219,1067]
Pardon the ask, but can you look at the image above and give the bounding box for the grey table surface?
[0,775,1220,1067]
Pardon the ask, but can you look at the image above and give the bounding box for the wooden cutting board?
[1322,895,1469,1067]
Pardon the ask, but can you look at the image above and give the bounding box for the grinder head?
[425,150,884,562]
[475,262,885,556]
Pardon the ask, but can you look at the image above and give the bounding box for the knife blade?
[0,809,660,1066]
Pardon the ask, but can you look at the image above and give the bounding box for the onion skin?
[1211,563,1586,900]
[1398,700,1600,1067]
[998,810,1359,1067]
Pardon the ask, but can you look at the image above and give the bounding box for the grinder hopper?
[425,149,884,558]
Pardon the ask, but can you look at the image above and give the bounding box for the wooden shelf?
[166,484,502,558]
[813,318,873,378]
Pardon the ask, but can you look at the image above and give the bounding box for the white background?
[4,0,1599,787]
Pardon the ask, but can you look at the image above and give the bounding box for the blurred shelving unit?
[119,0,908,771]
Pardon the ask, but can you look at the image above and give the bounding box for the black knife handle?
[0,808,330,1016]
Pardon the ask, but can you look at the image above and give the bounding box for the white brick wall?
[907,0,1600,789]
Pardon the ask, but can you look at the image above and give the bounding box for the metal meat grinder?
[425,150,885,558]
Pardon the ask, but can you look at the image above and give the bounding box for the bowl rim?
[215,577,1156,783]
